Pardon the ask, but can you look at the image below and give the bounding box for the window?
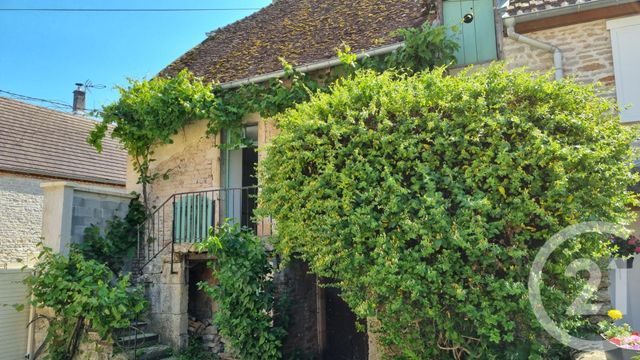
[608,15,640,123]
[222,125,259,229]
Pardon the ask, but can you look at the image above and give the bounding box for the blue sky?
[0,0,270,113]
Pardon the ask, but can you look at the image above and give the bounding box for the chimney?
[72,83,86,115]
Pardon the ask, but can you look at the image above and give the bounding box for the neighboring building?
[0,96,133,360]
[0,96,127,266]
[502,0,640,123]
[131,0,640,358]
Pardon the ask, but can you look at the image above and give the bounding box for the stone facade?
[503,19,616,91]
[0,172,44,265]
[132,116,323,357]
[127,120,222,211]
[132,16,637,359]
[141,253,190,350]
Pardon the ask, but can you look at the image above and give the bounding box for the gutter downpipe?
[503,16,563,80]
[220,42,405,89]
[26,294,36,359]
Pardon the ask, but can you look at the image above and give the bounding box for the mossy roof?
[506,0,598,16]
[160,0,427,84]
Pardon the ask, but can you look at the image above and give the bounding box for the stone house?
[0,96,132,360]
[129,0,640,359]
[0,96,128,267]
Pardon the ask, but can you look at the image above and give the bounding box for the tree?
[259,65,638,358]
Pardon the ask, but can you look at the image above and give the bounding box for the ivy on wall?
[196,222,285,360]
[88,71,218,208]
[88,23,458,204]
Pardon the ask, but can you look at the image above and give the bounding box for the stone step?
[114,321,150,338]
[127,344,172,360]
[131,320,149,329]
[118,332,159,348]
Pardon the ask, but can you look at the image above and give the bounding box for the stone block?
[150,313,188,349]
[159,283,188,315]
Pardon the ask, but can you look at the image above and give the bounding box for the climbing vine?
[88,23,458,202]
[76,195,146,273]
[196,222,285,360]
[88,71,217,208]
[24,247,147,360]
[208,23,458,139]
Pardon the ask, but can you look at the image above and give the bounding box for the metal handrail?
[134,186,271,277]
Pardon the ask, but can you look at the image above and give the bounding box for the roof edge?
[220,42,405,89]
[506,0,639,22]
[0,166,126,186]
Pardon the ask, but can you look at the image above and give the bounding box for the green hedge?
[259,65,638,358]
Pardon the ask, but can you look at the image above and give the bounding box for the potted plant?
[610,235,640,268]
[599,309,640,360]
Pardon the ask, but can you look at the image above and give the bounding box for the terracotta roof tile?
[0,97,127,185]
[160,0,428,83]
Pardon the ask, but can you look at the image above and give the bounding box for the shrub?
[196,222,284,360]
[76,195,146,273]
[25,247,147,360]
[259,65,638,358]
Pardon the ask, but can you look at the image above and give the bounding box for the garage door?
[0,269,30,360]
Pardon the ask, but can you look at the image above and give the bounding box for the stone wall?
[503,20,616,91]
[140,252,189,350]
[126,120,221,210]
[1,171,127,267]
[0,173,44,266]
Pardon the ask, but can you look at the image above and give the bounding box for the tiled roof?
[161,0,428,84]
[506,0,597,16]
[0,97,127,185]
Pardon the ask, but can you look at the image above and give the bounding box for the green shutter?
[444,0,497,65]
[174,194,215,243]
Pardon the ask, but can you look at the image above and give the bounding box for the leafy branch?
[88,24,458,202]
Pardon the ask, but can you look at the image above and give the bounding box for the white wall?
[611,256,640,330]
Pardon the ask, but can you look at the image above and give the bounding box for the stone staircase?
[115,320,174,360]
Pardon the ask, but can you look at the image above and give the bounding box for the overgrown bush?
[259,65,638,358]
[77,195,146,272]
[25,247,147,360]
[196,222,284,360]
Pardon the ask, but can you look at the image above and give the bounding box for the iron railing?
[134,186,274,275]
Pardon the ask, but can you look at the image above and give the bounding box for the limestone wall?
[0,172,44,266]
[503,19,616,91]
[126,120,222,210]
[1,171,127,267]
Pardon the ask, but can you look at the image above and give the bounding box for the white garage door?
[0,269,30,360]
